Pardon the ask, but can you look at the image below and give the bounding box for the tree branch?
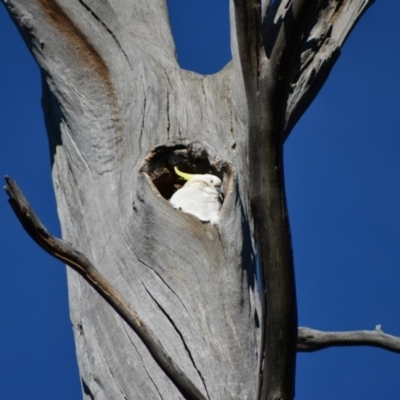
[250,2,318,399]
[3,176,207,400]
[283,0,375,140]
[232,0,262,111]
[298,326,400,354]
[232,1,374,398]
[232,1,316,399]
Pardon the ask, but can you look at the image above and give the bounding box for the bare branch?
[298,326,400,354]
[260,0,320,141]
[232,1,375,399]
[252,2,318,399]
[3,176,207,400]
[235,1,374,398]
[232,1,321,398]
[232,0,261,109]
[284,0,374,139]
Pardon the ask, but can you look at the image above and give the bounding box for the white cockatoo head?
[170,166,222,225]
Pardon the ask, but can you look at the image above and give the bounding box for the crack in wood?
[81,378,95,400]
[139,93,147,152]
[141,283,210,400]
[122,324,167,400]
[77,0,132,69]
[121,233,196,325]
[166,87,170,141]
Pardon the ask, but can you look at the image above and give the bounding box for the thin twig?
[298,326,400,354]
[3,176,207,400]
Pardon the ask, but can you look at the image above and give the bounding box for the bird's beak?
[174,166,194,181]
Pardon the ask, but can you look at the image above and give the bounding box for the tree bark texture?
[2,1,373,399]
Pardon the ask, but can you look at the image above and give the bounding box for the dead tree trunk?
[2,1,374,399]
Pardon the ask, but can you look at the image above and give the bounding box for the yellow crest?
[174,166,194,181]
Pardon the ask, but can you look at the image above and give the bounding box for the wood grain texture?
[2,0,373,399]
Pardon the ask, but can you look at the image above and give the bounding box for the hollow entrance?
[140,140,233,201]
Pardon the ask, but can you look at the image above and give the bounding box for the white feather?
[170,173,222,224]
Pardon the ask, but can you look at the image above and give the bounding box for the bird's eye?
[210,179,213,183]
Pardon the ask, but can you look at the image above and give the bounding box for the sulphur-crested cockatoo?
[170,166,222,224]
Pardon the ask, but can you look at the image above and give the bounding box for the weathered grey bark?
[2,1,373,399]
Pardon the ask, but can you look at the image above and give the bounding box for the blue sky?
[1,1,399,399]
